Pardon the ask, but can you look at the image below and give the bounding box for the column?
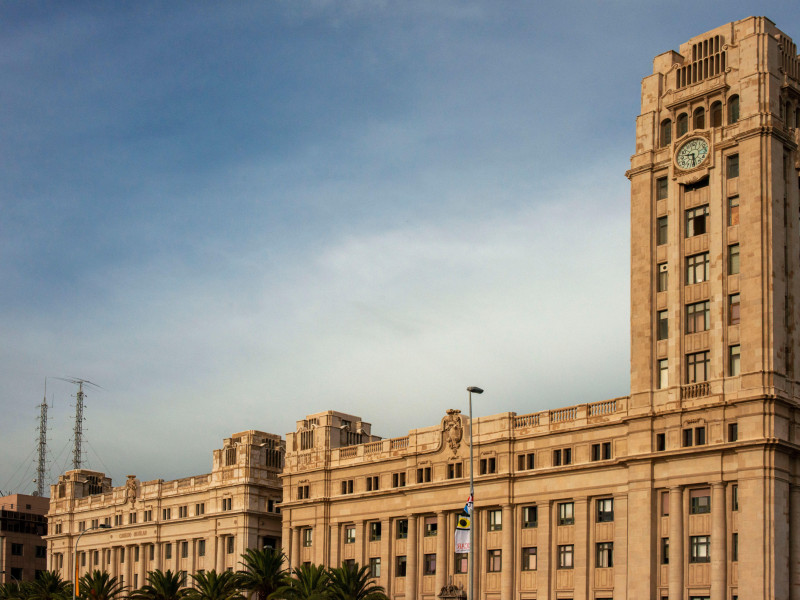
[110,547,118,578]
[710,482,727,600]
[139,544,147,587]
[407,515,418,600]
[668,487,684,600]
[291,528,301,570]
[791,485,800,600]
[573,499,588,600]
[281,522,291,565]
[501,504,514,600]
[435,512,447,594]
[154,542,162,571]
[330,523,340,570]
[380,518,391,593]
[217,536,226,572]
[356,521,365,567]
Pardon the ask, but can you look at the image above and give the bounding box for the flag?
[455,495,472,553]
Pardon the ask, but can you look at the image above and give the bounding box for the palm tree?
[278,564,329,600]
[0,581,30,600]
[130,570,188,600]
[27,571,72,600]
[186,571,243,600]
[77,571,125,600]
[236,548,287,600]
[326,563,387,600]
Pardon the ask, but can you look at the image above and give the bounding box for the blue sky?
[2,2,798,492]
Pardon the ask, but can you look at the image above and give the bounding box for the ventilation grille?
[676,35,726,89]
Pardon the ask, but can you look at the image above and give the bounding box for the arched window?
[660,119,672,147]
[728,95,739,124]
[710,102,722,127]
[693,107,705,130]
[677,113,689,137]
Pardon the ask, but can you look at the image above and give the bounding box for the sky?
[2,1,799,494]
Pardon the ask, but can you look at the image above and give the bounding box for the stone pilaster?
[668,487,684,600]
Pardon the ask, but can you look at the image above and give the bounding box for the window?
[597,498,614,522]
[728,244,740,274]
[369,522,381,542]
[149,545,154,561]
[424,516,438,537]
[344,525,356,544]
[728,422,739,442]
[369,557,381,578]
[553,448,572,466]
[558,545,574,569]
[518,453,535,470]
[732,532,738,561]
[165,544,172,560]
[686,253,709,284]
[677,112,689,136]
[656,432,666,451]
[423,553,437,575]
[11,543,23,556]
[657,216,668,245]
[267,500,275,512]
[727,154,739,178]
[658,359,668,389]
[695,427,706,445]
[416,467,431,483]
[522,547,537,571]
[366,476,379,492]
[686,351,709,383]
[134,546,139,562]
[302,529,312,547]
[522,505,538,528]
[732,485,739,510]
[79,521,86,531]
[392,472,406,487]
[710,101,722,127]
[596,542,614,568]
[558,502,574,525]
[396,556,407,577]
[658,263,668,292]
[728,95,739,124]
[656,177,669,200]
[479,457,496,475]
[683,428,694,447]
[685,205,708,237]
[691,489,711,513]
[81,552,86,566]
[728,196,740,226]
[163,508,171,520]
[657,310,669,340]
[221,498,232,511]
[729,345,741,376]
[693,106,705,129]
[488,509,502,531]
[447,462,463,479]
[227,536,235,554]
[487,549,502,572]
[341,480,354,494]
[181,541,188,559]
[92,518,99,528]
[198,540,205,557]
[178,506,188,518]
[143,510,152,522]
[454,553,468,574]
[729,294,740,325]
[396,519,408,539]
[660,120,672,147]
[690,535,711,563]
[686,301,710,334]
[297,485,310,500]
[591,442,612,461]
[35,545,47,559]
[10,568,23,581]
[661,537,669,564]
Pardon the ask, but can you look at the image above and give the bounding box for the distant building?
[45,431,283,589]
[0,493,49,583]
[280,16,800,600]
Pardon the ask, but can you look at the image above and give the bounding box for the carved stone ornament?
[443,409,463,455]
[438,580,467,600]
[125,475,137,504]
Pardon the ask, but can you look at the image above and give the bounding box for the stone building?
[0,494,49,582]
[280,17,800,600]
[45,431,283,589]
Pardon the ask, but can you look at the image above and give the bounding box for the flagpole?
[466,386,483,600]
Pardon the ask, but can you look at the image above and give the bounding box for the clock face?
[676,138,710,170]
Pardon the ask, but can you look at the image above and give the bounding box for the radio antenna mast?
[34,379,48,496]
[55,377,101,470]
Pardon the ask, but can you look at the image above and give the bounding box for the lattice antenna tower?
[34,379,48,496]
[55,377,101,470]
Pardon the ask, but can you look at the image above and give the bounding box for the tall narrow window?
[685,205,709,237]
[729,345,741,376]
[658,263,668,292]
[660,120,672,147]
[656,177,669,200]
[558,545,574,569]
[522,506,538,528]
[729,294,741,325]
[690,535,711,563]
[710,101,722,127]
[657,310,669,340]
[727,154,739,178]
[597,498,614,522]
[558,502,574,526]
[488,509,502,531]
[728,95,739,124]
[693,107,705,129]
[686,351,710,383]
[677,113,689,136]
[657,216,668,245]
[596,542,614,568]
[728,422,739,442]
[522,547,537,571]
[686,253,710,284]
[728,196,740,226]
[728,244,740,275]
[487,550,501,573]
[396,519,408,540]
[658,359,668,389]
[686,301,710,334]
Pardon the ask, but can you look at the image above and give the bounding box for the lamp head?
[467,387,484,394]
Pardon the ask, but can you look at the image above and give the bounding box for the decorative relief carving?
[442,409,463,455]
[125,475,138,504]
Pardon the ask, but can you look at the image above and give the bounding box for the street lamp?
[73,524,111,600]
[466,386,483,600]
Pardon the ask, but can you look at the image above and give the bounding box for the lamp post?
[466,386,483,600]
[73,524,111,600]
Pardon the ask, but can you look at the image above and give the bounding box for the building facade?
[45,431,283,589]
[280,17,800,600]
[0,494,49,583]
